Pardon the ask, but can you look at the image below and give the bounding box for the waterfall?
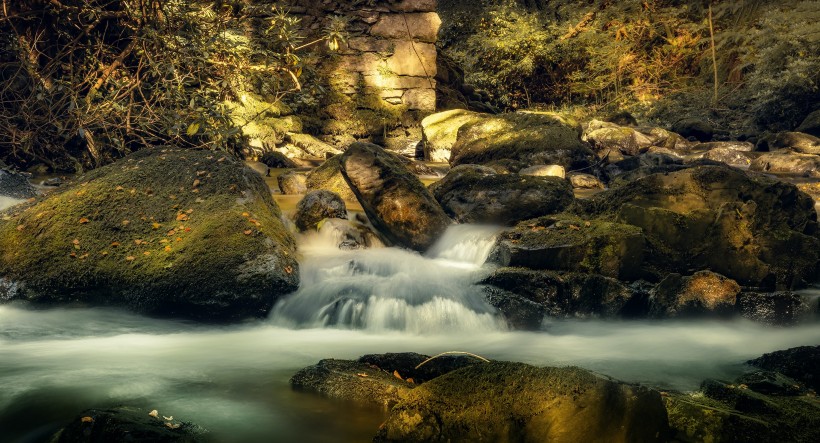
[270,225,504,333]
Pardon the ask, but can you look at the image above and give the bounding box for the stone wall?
[249,0,441,156]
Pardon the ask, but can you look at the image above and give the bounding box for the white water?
[0,196,25,211]
[1,225,819,442]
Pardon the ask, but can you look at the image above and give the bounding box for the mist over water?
[0,225,818,442]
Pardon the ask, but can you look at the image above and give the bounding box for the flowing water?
[1,225,820,442]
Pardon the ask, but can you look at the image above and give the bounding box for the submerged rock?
[375,362,670,442]
[340,142,451,251]
[0,148,299,322]
[293,190,347,232]
[53,406,206,443]
[316,217,384,250]
[429,165,573,225]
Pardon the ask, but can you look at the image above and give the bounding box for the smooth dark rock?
[737,292,811,325]
[293,190,347,232]
[747,346,820,391]
[260,151,297,169]
[672,118,714,142]
[53,406,205,443]
[796,110,820,137]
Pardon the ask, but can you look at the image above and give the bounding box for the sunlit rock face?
[0,148,299,322]
[340,142,450,251]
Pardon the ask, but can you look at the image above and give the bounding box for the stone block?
[371,13,441,43]
[389,0,437,13]
[363,74,432,90]
[386,41,436,77]
[403,88,436,111]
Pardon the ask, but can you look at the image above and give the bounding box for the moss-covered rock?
[305,155,358,201]
[584,125,653,157]
[52,406,206,443]
[429,165,573,225]
[420,109,487,162]
[650,271,741,318]
[579,165,820,288]
[340,142,451,251]
[375,362,670,443]
[449,112,596,171]
[0,148,299,322]
[490,215,647,281]
[749,149,820,176]
[748,345,820,392]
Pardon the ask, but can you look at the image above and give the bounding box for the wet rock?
[692,141,755,152]
[762,131,820,155]
[701,147,752,167]
[316,217,384,250]
[293,190,347,232]
[747,345,820,391]
[429,165,573,225]
[290,358,414,409]
[0,148,299,322]
[483,286,547,329]
[519,164,566,178]
[671,118,714,142]
[749,149,820,175]
[52,406,206,443]
[260,151,297,169]
[285,133,342,158]
[340,142,451,251]
[305,155,357,201]
[638,127,692,152]
[449,112,595,172]
[420,109,486,162]
[568,172,605,189]
[375,362,670,443]
[796,109,820,137]
[736,291,811,325]
[584,124,654,157]
[277,171,307,195]
[0,167,36,199]
[650,271,740,318]
[357,352,480,384]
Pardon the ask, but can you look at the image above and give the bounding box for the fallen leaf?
[243,229,252,235]
[81,416,94,423]
[164,245,172,252]
[115,186,124,191]
[176,213,189,222]
[76,190,87,197]
[134,239,144,245]
[184,227,191,232]
[393,370,402,380]
[176,237,182,242]
[111,241,120,247]
[125,256,135,261]
[169,195,177,200]
[167,229,176,236]
[122,220,130,226]
[406,378,415,384]
[356,373,369,377]
[72,239,80,245]
[79,253,88,260]
[160,239,169,244]
[217,156,226,162]
[16,224,24,231]
[78,217,90,224]
[285,266,293,274]
[196,170,207,176]
[569,224,580,231]
[148,410,159,418]
[152,222,161,230]
[101,251,109,256]
[165,423,181,429]
[185,208,193,214]
[242,212,250,217]
[195,198,204,203]
[163,415,173,421]
[69,252,77,258]
[192,179,200,188]
[143,251,151,256]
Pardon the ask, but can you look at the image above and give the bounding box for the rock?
[583,124,654,157]
[638,127,692,152]
[482,268,647,324]
[290,358,414,409]
[285,133,343,158]
[420,109,486,162]
[375,362,670,442]
[671,118,714,142]
[52,406,205,442]
[277,171,307,195]
[490,215,646,281]
[701,146,752,167]
[260,151,297,169]
[772,131,820,155]
[429,165,573,225]
[568,172,605,189]
[579,165,820,288]
[315,218,384,250]
[293,190,347,232]
[650,271,741,318]
[0,167,36,199]
[737,292,811,325]
[449,112,595,172]
[305,155,357,201]
[339,142,451,251]
[692,141,755,152]
[370,12,441,43]
[0,148,299,322]
[43,177,64,187]
[735,371,806,396]
[519,164,566,178]
[749,149,820,175]
[357,352,480,384]
[606,111,638,126]
[747,345,820,391]
[796,109,820,137]
[664,392,775,443]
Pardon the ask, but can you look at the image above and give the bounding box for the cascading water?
[270,225,505,333]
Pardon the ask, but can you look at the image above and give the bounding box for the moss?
[0,148,298,321]
[305,155,357,201]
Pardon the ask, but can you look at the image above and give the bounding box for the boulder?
[0,167,36,199]
[357,352,480,384]
[315,217,384,250]
[701,147,752,168]
[0,148,299,322]
[796,109,820,137]
[583,124,654,157]
[285,133,342,158]
[671,118,714,142]
[692,141,755,152]
[305,155,357,201]
[749,149,820,175]
[773,131,820,155]
[578,165,819,288]
[736,292,811,325]
[650,271,741,318]
[490,215,646,281]
[375,362,670,442]
[420,109,486,162]
[747,345,820,391]
[638,127,692,152]
[277,171,307,195]
[429,165,573,225]
[339,142,451,251]
[293,190,347,232]
[449,112,595,172]
[519,164,566,178]
[260,151,297,169]
[52,406,205,443]
[569,172,605,189]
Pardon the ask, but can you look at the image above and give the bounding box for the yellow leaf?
[186,122,200,136]
[356,373,369,377]
[16,224,24,231]
[243,229,252,235]
[152,222,161,230]
[164,245,172,252]
[79,217,90,224]
[125,256,135,261]
[192,179,200,188]
[81,416,93,423]
[176,213,189,222]
[393,370,402,380]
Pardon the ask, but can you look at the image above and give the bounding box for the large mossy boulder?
[448,112,595,172]
[53,406,205,443]
[293,190,347,232]
[375,362,670,443]
[421,109,487,162]
[429,164,573,225]
[339,142,451,251]
[305,155,358,201]
[577,165,819,288]
[0,148,299,321]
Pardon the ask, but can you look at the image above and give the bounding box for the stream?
[1,201,819,442]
